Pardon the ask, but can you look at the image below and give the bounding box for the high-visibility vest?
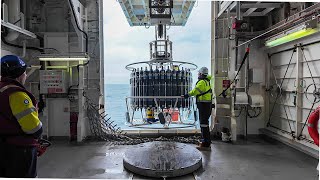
[189,75,212,103]
[0,77,40,146]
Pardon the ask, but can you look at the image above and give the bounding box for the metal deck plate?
[123,141,202,178]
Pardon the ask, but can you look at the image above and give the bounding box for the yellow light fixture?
[266,28,318,47]
[266,20,319,48]
[38,57,89,61]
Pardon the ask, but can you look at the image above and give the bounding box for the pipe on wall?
[6,0,20,41]
[98,0,105,110]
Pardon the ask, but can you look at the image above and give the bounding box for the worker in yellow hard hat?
[182,67,212,150]
[0,55,43,177]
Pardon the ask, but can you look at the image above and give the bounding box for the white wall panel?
[266,32,320,150]
[302,97,320,108]
[302,61,320,78]
[270,51,296,67]
[48,98,70,137]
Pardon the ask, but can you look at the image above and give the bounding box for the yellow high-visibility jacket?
[9,91,42,134]
[188,75,212,103]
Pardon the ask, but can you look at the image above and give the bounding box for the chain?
[267,49,296,137]
[84,92,201,145]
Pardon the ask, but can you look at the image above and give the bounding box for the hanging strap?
[196,79,212,98]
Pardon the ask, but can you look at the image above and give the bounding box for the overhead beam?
[244,7,275,17]
[262,8,275,15]
[118,0,133,26]
[182,1,195,25]
[118,0,195,26]
[217,1,237,18]
[241,3,281,9]
[243,2,261,16]
[1,20,37,39]
[140,0,148,23]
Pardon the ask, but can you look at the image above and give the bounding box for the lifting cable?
[267,48,296,137]
[297,46,319,140]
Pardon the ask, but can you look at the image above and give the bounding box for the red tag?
[48,88,55,94]
[223,80,231,88]
[56,88,63,92]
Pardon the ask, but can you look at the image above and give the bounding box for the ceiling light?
[266,21,319,47]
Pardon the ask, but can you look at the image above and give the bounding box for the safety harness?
[195,78,212,101]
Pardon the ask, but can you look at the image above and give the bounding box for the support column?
[78,65,86,142]
[265,55,271,127]
[210,1,217,131]
[98,0,105,114]
[295,46,303,138]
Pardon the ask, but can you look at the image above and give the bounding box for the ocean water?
[105,84,130,128]
[104,84,199,129]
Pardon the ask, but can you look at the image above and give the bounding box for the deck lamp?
[38,57,89,61]
[266,20,319,47]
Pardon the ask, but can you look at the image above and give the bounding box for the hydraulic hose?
[68,0,88,53]
[218,47,250,98]
[1,35,43,52]
[1,28,59,53]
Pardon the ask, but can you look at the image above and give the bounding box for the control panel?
[40,70,69,94]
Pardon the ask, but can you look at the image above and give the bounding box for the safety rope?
[267,49,296,137]
[219,46,250,98]
[297,47,319,140]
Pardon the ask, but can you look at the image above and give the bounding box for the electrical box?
[235,92,249,105]
[249,95,264,107]
[40,70,69,94]
[222,80,231,88]
[249,68,264,83]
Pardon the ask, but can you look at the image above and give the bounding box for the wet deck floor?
[38,136,319,179]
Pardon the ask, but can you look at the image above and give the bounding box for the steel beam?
[244,8,274,17]
[241,3,281,9]
[236,1,241,20]
[1,20,37,39]
[295,46,303,138]
[217,1,236,18]
[118,0,133,26]
[262,8,275,15]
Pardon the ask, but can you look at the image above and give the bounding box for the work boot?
[196,142,211,151]
[158,112,165,125]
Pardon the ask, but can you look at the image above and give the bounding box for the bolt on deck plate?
[123,141,202,178]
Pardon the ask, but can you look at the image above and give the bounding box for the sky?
[103,1,211,84]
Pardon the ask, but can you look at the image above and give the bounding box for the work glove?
[37,145,47,157]
[36,139,51,157]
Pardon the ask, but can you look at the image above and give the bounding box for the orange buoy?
[171,109,179,121]
[307,107,319,146]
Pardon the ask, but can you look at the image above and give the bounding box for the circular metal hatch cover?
[123,141,202,178]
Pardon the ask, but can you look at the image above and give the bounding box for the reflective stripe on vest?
[14,107,37,120]
[25,121,42,134]
[197,100,212,103]
[0,85,21,93]
[195,87,204,94]
[200,124,209,128]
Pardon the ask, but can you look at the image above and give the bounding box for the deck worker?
[182,67,212,150]
[0,55,43,177]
